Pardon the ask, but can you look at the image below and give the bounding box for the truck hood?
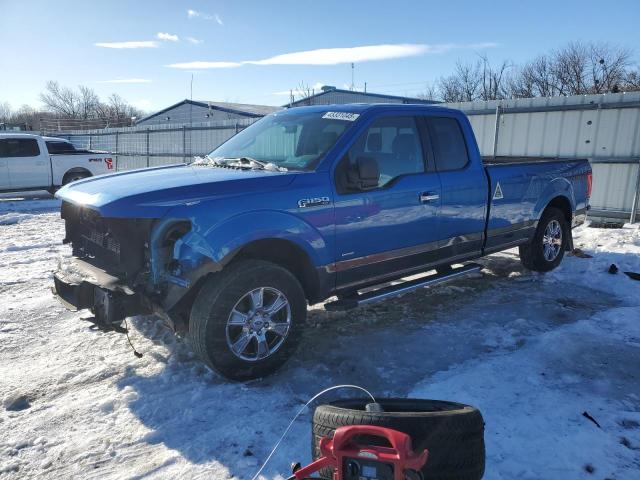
[56,164,297,218]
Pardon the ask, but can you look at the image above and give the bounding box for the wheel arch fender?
[173,210,332,301]
[534,178,575,223]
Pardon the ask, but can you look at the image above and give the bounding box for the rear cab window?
[46,141,77,154]
[426,117,469,171]
[0,138,40,158]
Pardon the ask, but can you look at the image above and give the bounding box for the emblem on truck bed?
[493,182,504,200]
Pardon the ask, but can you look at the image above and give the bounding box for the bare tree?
[588,43,631,93]
[40,81,80,117]
[77,85,100,119]
[0,101,12,122]
[417,82,439,101]
[478,55,512,100]
[624,69,640,91]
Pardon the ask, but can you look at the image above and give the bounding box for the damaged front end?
[53,201,215,333]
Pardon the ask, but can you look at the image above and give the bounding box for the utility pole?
[364,82,367,93]
[190,74,194,127]
[351,63,355,91]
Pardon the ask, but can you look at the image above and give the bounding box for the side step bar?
[325,263,483,311]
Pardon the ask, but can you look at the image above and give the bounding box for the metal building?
[136,100,280,127]
[287,85,438,107]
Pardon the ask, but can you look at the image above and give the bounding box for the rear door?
[4,137,50,189]
[332,114,442,288]
[424,116,488,259]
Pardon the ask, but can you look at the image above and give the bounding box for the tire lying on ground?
[312,398,485,480]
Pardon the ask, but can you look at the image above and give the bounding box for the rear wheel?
[189,260,305,380]
[519,207,568,272]
[312,398,485,480]
[62,170,91,185]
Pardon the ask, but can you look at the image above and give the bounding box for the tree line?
[0,81,145,130]
[420,41,640,103]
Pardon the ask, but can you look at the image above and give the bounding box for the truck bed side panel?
[484,160,590,251]
[50,153,112,186]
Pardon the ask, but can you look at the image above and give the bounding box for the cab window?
[0,138,40,158]
[337,116,424,192]
[427,117,469,171]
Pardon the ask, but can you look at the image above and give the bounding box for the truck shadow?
[115,250,626,476]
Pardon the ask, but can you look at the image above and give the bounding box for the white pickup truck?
[0,133,114,193]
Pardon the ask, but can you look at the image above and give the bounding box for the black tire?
[189,259,305,380]
[519,207,569,272]
[312,398,485,480]
[62,171,90,185]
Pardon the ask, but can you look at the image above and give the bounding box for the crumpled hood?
[56,163,297,218]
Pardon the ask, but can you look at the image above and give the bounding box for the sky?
[1,0,639,114]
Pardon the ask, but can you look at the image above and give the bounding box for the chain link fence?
[45,118,259,171]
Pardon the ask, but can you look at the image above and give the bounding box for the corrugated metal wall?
[56,118,258,170]
[445,92,640,222]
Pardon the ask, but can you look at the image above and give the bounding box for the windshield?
[207,111,355,171]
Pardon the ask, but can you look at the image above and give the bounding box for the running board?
[325,263,483,311]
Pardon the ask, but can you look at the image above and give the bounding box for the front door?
[332,115,442,289]
[4,137,49,189]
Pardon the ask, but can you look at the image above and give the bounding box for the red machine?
[289,425,429,480]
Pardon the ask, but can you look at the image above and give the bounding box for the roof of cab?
[277,103,461,116]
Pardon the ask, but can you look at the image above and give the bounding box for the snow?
[1,191,639,479]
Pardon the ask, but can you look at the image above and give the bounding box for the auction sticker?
[322,112,360,121]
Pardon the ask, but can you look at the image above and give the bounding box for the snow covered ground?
[1,191,639,479]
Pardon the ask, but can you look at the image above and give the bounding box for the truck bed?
[483,156,588,166]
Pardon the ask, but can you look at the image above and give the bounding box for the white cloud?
[166,43,498,69]
[94,41,159,49]
[186,37,203,45]
[166,61,241,69]
[187,9,222,24]
[97,78,152,84]
[249,44,428,66]
[157,32,179,42]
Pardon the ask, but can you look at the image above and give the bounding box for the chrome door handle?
[420,192,440,202]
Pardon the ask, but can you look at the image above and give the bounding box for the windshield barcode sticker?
[322,112,360,121]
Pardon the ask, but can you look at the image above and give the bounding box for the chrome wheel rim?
[225,287,291,362]
[542,219,562,261]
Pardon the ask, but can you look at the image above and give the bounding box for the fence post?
[630,158,640,224]
[235,121,239,134]
[492,105,502,160]
[88,134,92,151]
[182,125,187,163]
[146,128,150,168]
[114,131,119,171]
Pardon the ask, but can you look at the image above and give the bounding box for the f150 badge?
[298,197,331,208]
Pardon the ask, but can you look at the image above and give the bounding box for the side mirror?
[346,156,379,190]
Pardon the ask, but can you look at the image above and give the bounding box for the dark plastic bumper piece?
[53,262,149,330]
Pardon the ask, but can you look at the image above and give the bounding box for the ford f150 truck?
[53,104,591,380]
[0,133,113,193]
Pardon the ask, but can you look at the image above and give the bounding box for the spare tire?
[312,398,485,480]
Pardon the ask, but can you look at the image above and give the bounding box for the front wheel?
[519,207,568,272]
[189,260,306,380]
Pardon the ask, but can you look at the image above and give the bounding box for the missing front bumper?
[53,259,150,330]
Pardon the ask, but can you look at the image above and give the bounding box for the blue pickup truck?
[53,104,591,379]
